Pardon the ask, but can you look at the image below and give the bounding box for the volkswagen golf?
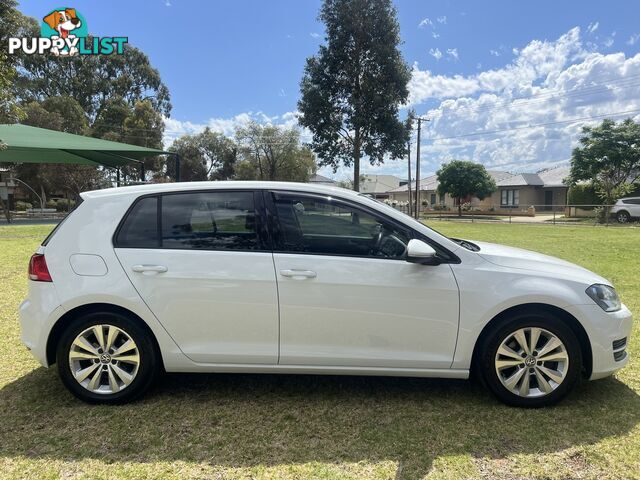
[20,182,632,407]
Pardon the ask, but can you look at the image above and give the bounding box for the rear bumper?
[19,282,63,368]
[564,303,633,380]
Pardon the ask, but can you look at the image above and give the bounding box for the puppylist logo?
[8,7,127,56]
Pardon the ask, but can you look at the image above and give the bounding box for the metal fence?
[389,204,637,226]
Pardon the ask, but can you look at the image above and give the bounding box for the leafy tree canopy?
[568,118,640,204]
[235,122,316,182]
[436,160,497,216]
[298,0,410,191]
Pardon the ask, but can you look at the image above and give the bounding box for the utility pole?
[415,117,429,219]
[407,138,413,217]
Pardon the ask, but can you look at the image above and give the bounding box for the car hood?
[471,240,609,285]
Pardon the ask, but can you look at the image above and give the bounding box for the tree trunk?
[458,199,462,217]
[353,128,361,192]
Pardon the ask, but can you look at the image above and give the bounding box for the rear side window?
[161,191,259,250]
[115,196,159,248]
[622,198,640,205]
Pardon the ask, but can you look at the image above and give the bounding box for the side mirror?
[406,239,440,265]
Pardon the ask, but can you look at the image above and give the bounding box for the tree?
[568,118,640,207]
[436,160,497,217]
[298,0,411,191]
[15,16,171,120]
[235,122,317,182]
[0,0,25,122]
[167,128,237,182]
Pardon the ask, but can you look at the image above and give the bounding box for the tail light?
[28,254,52,282]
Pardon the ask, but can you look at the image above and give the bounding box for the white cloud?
[587,21,599,34]
[310,32,321,39]
[404,26,640,175]
[431,32,440,39]
[429,48,442,60]
[490,49,500,57]
[628,33,640,45]
[437,16,447,24]
[418,18,432,28]
[163,111,307,147]
[446,48,458,60]
[603,36,615,48]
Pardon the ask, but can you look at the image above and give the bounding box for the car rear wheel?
[616,211,631,223]
[56,311,159,404]
[478,312,582,407]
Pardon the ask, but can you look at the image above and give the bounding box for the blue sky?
[17,1,640,180]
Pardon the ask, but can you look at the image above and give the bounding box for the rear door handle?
[132,264,168,274]
[279,269,317,279]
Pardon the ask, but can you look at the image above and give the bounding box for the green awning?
[0,124,168,169]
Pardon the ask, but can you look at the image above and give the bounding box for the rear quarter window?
[114,196,159,248]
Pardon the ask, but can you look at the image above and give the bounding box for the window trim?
[500,188,520,208]
[265,190,460,263]
[112,189,271,252]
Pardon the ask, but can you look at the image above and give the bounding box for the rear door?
[114,189,279,364]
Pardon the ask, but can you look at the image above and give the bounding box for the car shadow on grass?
[1,368,639,478]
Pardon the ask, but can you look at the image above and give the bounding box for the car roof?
[80,181,361,200]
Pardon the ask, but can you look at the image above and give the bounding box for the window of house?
[430,193,436,205]
[500,189,519,207]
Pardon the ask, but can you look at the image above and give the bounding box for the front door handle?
[132,264,168,275]
[279,269,317,279]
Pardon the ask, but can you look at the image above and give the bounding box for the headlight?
[586,284,621,312]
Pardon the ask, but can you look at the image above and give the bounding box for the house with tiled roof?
[386,165,570,212]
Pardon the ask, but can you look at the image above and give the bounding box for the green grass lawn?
[1,222,639,479]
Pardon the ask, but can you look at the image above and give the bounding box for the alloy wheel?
[68,324,140,394]
[494,327,569,398]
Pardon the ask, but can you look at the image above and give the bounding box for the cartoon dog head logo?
[41,7,88,56]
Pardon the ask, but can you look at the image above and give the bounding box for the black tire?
[616,211,631,223]
[56,311,160,404]
[478,312,582,408]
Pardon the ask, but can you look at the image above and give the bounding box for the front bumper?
[564,303,633,380]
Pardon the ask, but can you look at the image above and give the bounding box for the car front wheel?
[56,311,159,404]
[479,313,582,407]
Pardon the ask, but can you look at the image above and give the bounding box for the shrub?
[15,201,33,211]
[568,184,601,209]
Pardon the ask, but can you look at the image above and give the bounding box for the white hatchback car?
[20,182,632,407]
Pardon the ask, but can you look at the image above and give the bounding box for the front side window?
[271,193,409,259]
[161,191,259,250]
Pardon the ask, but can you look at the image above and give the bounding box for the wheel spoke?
[74,363,100,383]
[111,364,134,386]
[518,370,531,397]
[107,366,120,393]
[537,351,568,362]
[105,326,118,351]
[535,369,553,393]
[504,367,526,390]
[495,358,523,370]
[537,365,565,384]
[73,336,99,356]
[92,326,106,351]
[87,367,103,390]
[537,336,562,358]
[513,329,530,355]
[498,344,522,361]
[113,353,139,364]
[69,350,98,361]
[113,339,135,356]
[529,327,541,353]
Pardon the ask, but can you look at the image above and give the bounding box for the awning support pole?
[116,168,121,187]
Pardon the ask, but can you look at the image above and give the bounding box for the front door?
[267,191,460,369]
[114,190,279,364]
[544,190,553,211]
